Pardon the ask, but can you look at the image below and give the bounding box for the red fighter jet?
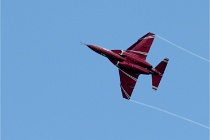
[85,32,169,100]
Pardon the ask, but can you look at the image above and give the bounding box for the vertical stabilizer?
[152,58,169,90]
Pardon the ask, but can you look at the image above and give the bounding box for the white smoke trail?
[156,35,210,63]
[130,99,209,129]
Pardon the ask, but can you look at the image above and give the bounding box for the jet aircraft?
[85,32,169,100]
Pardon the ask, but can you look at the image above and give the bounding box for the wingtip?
[123,97,131,100]
[148,32,155,35]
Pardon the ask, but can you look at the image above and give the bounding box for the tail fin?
[152,58,169,90]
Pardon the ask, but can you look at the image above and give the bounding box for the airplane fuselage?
[85,32,169,99]
[87,44,125,61]
[87,44,159,75]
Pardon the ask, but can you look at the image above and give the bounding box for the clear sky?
[2,0,209,140]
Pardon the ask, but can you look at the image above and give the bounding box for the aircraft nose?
[86,44,98,51]
[81,42,94,49]
[86,44,93,48]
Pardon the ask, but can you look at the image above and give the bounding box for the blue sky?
[2,0,209,140]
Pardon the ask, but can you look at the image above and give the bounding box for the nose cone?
[86,44,94,49]
[86,44,99,52]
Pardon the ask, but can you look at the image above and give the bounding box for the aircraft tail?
[152,58,169,90]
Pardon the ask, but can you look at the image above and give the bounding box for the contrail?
[130,99,209,129]
[156,35,210,63]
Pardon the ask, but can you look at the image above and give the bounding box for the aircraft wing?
[119,69,139,99]
[126,32,155,60]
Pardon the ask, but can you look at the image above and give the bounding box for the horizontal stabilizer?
[152,58,169,90]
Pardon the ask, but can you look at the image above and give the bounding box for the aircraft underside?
[85,32,169,99]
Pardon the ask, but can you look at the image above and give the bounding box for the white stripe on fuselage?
[126,50,148,55]
[120,50,124,55]
[102,47,110,51]
[116,61,119,66]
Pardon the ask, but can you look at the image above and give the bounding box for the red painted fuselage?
[85,32,169,99]
[86,44,156,75]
